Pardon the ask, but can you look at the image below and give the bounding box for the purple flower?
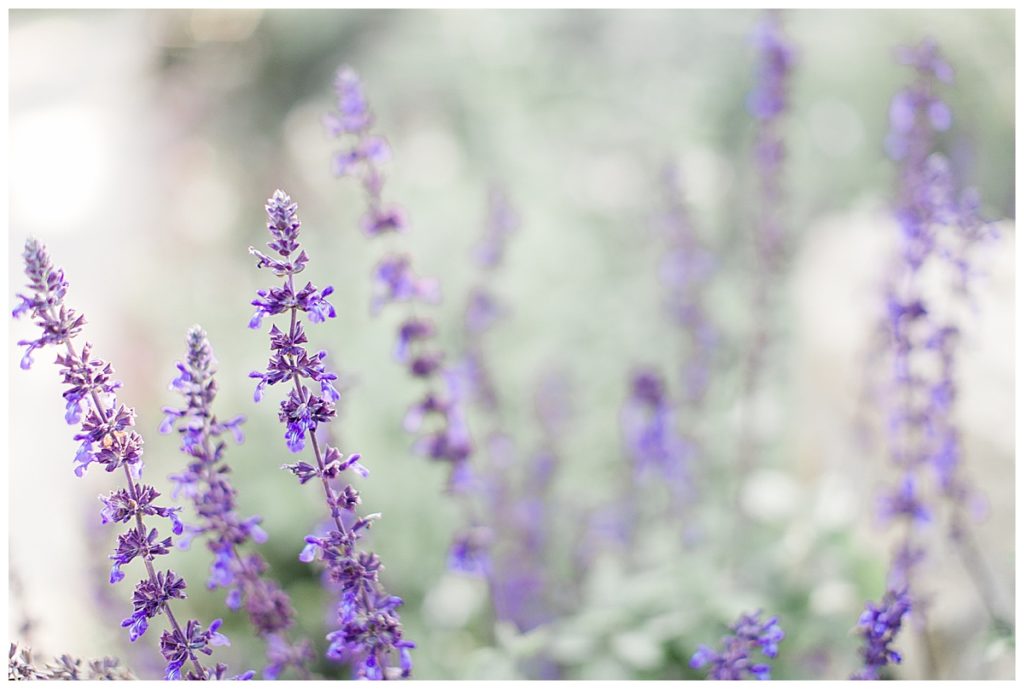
[121,570,186,642]
[325,66,374,137]
[748,11,794,269]
[747,13,796,121]
[851,589,911,680]
[12,239,244,680]
[12,239,85,370]
[327,66,475,494]
[447,529,492,576]
[394,317,435,364]
[159,619,230,681]
[878,477,931,525]
[690,611,784,680]
[370,254,440,315]
[656,165,719,406]
[472,186,520,269]
[621,368,692,492]
[248,190,414,679]
[162,325,313,679]
[876,37,998,599]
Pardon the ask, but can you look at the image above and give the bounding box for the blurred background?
[7,8,1014,680]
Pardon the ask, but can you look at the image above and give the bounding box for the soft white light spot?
[11,106,110,233]
[810,579,856,615]
[423,572,485,628]
[741,468,801,522]
[679,147,734,207]
[403,125,463,190]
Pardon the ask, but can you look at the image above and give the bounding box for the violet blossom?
[878,37,997,598]
[656,165,718,407]
[13,238,250,681]
[853,38,1006,677]
[248,190,414,679]
[735,11,795,489]
[851,589,911,680]
[690,610,784,680]
[326,64,471,489]
[747,10,795,271]
[161,325,314,679]
[621,368,692,506]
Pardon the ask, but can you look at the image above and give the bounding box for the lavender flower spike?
[249,190,414,679]
[161,325,314,679]
[690,610,784,680]
[851,589,911,680]
[12,238,251,681]
[748,10,795,271]
[734,11,795,497]
[327,65,470,489]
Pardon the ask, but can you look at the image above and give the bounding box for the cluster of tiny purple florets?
[748,12,795,271]
[621,369,691,500]
[14,239,250,681]
[851,589,912,680]
[657,166,718,407]
[446,191,561,635]
[690,610,784,680]
[326,65,472,489]
[879,39,995,593]
[445,189,520,577]
[162,326,314,679]
[249,190,414,679]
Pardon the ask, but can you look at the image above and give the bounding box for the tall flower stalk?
[248,190,414,679]
[735,11,795,491]
[446,190,562,634]
[12,239,248,681]
[865,37,1003,676]
[325,66,471,490]
[161,326,314,679]
[658,165,718,410]
[620,166,718,528]
[447,188,519,571]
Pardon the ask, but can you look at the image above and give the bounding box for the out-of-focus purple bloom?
[621,368,692,497]
[878,477,931,525]
[394,317,435,364]
[370,255,441,316]
[325,66,407,237]
[447,528,492,576]
[877,38,998,594]
[748,11,794,271]
[885,39,955,162]
[326,66,471,494]
[691,611,784,680]
[747,13,795,120]
[656,166,718,406]
[162,325,313,679]
[732,13,795,493]
[851,589,912,680]
[472,186,520,268]
[13,239,245,681]
[464,288,506,335]
[249,190,414,679]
